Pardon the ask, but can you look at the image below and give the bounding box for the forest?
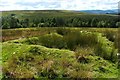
[1,10,120,29]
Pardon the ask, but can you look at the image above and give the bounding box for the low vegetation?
[2,28,119,79]
[1,10,119,79]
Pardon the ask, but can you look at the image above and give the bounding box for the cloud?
[0,0,119,11]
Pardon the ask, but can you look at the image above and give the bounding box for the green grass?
[2,27,118,42]
[13,30,117,62]
[1,10,119,79]
[2,28,119,79]
[2,42,118,78]
[0,43,2,79]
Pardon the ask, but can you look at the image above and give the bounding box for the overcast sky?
[0,0,119,11]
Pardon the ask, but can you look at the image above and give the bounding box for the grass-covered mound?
[2,30,118,79]
[2,42,118,79]
[18,31,117,62]
[2,43,77,78]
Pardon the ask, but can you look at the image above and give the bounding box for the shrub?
[63,32,79,50]
[39,33,65,49]
[95,33,118,62]
[56,27,70,35]
[103,30,116,42]
[63,31,98,50]
[23,37,40,45]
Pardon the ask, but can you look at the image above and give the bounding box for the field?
[1,27,119,79]
[1,10,120,79]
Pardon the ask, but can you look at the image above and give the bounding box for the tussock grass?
[2,28,119,79]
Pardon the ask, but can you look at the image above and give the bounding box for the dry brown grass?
[2,28,50,42]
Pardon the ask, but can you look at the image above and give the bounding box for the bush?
[95,33,117,62]
[23,37,40,44]
[39,33,65,49]
[56,27,70,35]
[103,30,116,42]
[63,31,98,50]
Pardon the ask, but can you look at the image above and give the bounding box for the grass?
[2,43,75,78]
[2,42,118,78]
[2,27,51,42]
[2,27,119,79]
[0,43,2,80]
[16,30,117,62]
[2,27,118,42]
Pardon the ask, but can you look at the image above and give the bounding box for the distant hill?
[1,10,119,28]
[1,9,119,15]
[79,9,118,14]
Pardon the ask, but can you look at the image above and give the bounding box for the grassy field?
[1,8,119,79]
[1,27,119,79]
[2,27,118,41]
[2,10,116,18]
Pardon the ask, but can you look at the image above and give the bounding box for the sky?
[0,0,120,11]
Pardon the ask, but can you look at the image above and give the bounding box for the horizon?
[0,0,120,11]
[0,9,120,12]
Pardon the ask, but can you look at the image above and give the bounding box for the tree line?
[1,14,120,29]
